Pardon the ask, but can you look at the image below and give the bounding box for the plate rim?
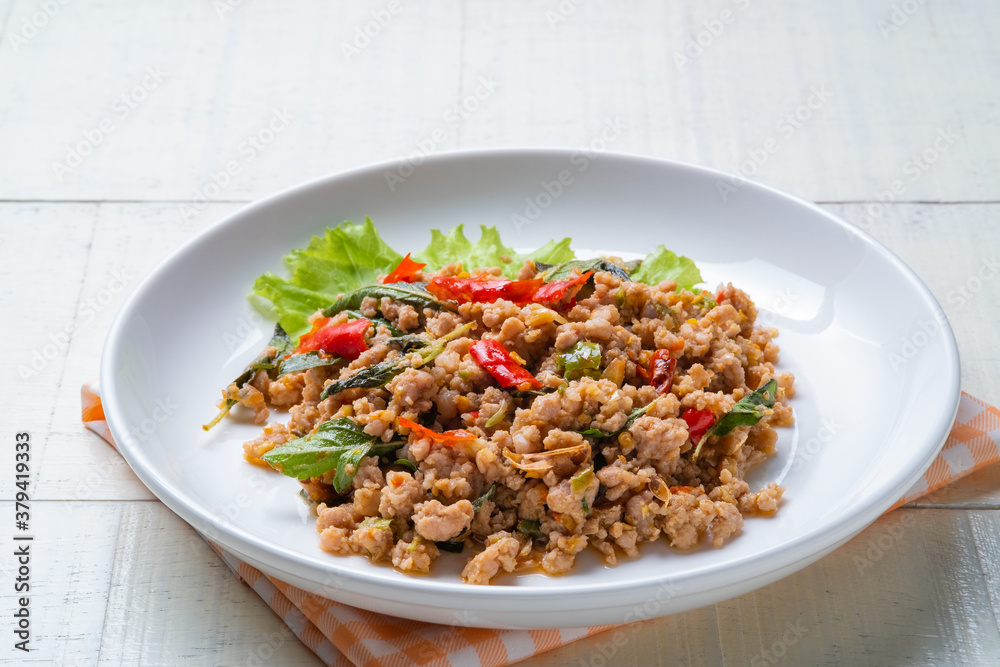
[100,147,962,606]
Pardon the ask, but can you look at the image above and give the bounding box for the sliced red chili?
[426,277,543,304]
[532,271,593,303]
[294,317,370,359]
[681,408,715,444]
[469,338,542,390]
[382,253,427,284]
[648,349,677,394]
[398,417,477,444]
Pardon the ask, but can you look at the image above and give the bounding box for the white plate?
[102,149,960,628]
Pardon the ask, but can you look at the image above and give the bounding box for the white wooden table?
[3,1,999,664]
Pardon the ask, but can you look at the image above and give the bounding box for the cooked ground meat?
[241,265,795,583]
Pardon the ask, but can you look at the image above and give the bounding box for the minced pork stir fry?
[207,221,794,584]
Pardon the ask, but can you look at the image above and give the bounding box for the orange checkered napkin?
[82,381,1000,667]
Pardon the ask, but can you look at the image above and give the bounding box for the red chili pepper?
[681,408,715,444]
[532,271,593,303]
[382,253,427,284]
[648,349,677,394]
[426,277,543,304]
[398,417,477,445]
[294,317,370,359]
[469,338,542,390]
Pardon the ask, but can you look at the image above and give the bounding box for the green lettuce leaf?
[524,238,576,266]
[285,217,402,296]
[417,225,575,278]
[251,217,701,340]
[251,275,337,337]
[252,218,402,335]
[630,245,703,291]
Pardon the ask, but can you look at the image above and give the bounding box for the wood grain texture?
[35,202,243,502]
[96,502,321,667]
[0,0,996,201]
[1,0,998,665]
[518,509,1000,667]
[1,204,97,498]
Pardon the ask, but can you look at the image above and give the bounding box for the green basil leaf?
[472,484,496,512]
[705,379,778,439]
[261,417,401,492]
[556,341,603,381]
[345,310,404,337]
[539,258,631,283]
[278,351,342,377]
[578,396,661,439]
[694,379,779,458]
[233,323,293,386]
[205,324,292,431]
[385,334,431,352]
[517,519,544,539]
[323,283,451,317]
[435,540,466,553]
[393,459,417,472]
[319,360,401,401]
[318,322,475,401]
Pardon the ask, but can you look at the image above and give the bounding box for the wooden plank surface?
[0,0,996,202]
[1,0,998,665]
